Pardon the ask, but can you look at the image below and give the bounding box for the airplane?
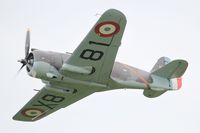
[13,9,188,122]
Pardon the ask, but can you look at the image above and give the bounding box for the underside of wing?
[13,86,94,121]
[61,9,127,84]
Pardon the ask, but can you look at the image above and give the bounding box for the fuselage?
[27,49,152,92]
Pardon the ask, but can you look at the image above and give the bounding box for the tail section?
[151,58,188,90]
[143,57,188,98]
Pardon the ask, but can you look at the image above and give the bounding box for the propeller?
[17,29,32,73]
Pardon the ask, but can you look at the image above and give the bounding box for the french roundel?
[95,21,120,37]
[21,108,44,118]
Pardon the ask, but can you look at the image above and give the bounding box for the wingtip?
[12,115,21,122]
[104,9,127,21]
[12,116,37,122]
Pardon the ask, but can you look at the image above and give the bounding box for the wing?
[61,9,127,84]
[13,86,93,121]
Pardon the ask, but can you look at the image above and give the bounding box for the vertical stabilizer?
[151,57,171,73]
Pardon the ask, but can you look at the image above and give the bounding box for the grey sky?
[0,0,199,132]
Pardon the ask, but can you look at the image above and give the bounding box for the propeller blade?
[25,29,30,58]
[16,29,32,76]
[15,64,26,78]
[18,59,26,65]
[19,63,26,70]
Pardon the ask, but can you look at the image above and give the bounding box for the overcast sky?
[0,0,200,132]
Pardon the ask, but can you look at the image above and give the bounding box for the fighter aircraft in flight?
[13,9,188,122]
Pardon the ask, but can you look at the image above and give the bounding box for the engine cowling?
[26,50,70,80]
[28,61,60,80]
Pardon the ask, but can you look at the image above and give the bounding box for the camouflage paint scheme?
[13,9,188,122]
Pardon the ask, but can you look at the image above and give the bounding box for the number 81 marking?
[80,49,104,61]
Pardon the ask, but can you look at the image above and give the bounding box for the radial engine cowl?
[28,61,60,80]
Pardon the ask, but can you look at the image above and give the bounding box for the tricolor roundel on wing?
[21,108,45,118]
[95,21,120,37]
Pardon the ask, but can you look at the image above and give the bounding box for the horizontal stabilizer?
[151,59,188,79]
[143,89,166,98]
